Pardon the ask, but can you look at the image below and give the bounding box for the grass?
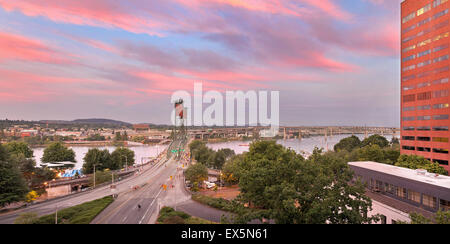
[26,196,114,224]
[157,206,216,224]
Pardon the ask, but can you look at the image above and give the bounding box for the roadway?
[0,153,176,224]
[92,157,180,224]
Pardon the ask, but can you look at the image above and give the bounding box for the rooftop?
[348,161,450,189]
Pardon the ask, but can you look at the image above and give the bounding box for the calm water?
[33,145,168,169]
[207,134,395,157]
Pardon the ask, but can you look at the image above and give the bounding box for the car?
[204,181,216,189]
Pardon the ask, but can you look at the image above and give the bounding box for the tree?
[26,190,38,203]
[219,148,235,158]
[361,134,389,148]
[4,141,34,158]
[86,134,106,141]
[334,135,361,152]
[391,137,400,146]
[396,211,450,224]
[222,155,244,185]
[234,141,376,224]
[0,154,29,207]
[111,147,135,170]
[41,142,76,164]
[189,140,207,156]
[185,163,208,184]
[82,148,112,174]
[395,155,447,175]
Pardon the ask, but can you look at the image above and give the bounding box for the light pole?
[121,155,128,172]
[93,164,100,189]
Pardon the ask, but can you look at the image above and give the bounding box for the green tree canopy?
[185,163,208,184]
[361,134,389,148]
[0,145,29,207]
[110,147,135,170]
[222,155,243,185]
[334,135,361,152]
[82,148,112,174]
[395,155,447,175]
[189,140,206,153]
[233,141,376,224]
[41,142,76,163]
[4,142,34,158]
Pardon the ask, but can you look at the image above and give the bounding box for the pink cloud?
[0,31,72,64]
[300,0,352,21]
[0,0,169,36]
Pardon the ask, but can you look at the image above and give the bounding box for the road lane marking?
[139,188,164,224]
[93,158,176,224]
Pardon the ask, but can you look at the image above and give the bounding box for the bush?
[192,194,236,212]
[163,216,186,224]
[157,207,191,223]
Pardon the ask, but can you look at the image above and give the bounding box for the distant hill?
[39,118,132,127]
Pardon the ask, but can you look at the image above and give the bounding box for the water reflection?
[33,145,168,169]
[207,134,394,157]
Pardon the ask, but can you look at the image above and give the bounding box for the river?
[32,144,168,169]
[207,134,395,157]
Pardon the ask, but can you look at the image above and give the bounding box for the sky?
[0,0,401,126]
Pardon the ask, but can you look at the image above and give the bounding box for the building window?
[403,106,415,112]
[402,54,416,62]
[417,147,431,152]
[402,146,415,151]
[440,199,450,211]
[417,49,431,58]
[417,116,431,121]
[402,136,415,141]
[403,85,416,91]
[434,159,449,165]
[433,126,449,131]
[403,127,415,131]
[417,137,431,141]
[397,187,407,199]
[433,148,449,154]
[433,114,449,120]
[417,105,431,110]
[417,126,431,131]
[385,184,395,195]
[433,0,449,8]
[403,94,416,102]
[433,90,449,98]
[433,137,449,142]
[402,45,416,53]
[408,190,421,203]
[417,91,432,100]
[403,116,415,121]
[423,195,437,209]
[433,43,449,52]
[403,12,416,24]
[433,54,449,63]
[433,103,449,109]
[432,77,449,85]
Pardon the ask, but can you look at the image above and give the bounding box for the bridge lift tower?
[168,99,188,159]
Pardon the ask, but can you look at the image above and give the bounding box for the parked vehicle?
[204,181,216,189]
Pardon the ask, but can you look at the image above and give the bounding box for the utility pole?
[93,164,96,189]
[55,204,58,224]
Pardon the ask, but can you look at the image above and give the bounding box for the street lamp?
[55,202,72,224]
[121,155,128,172]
